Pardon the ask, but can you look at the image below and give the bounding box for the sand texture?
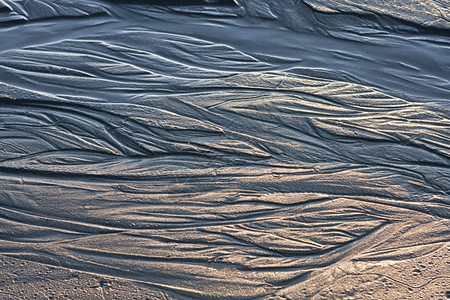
[0,0,449,299]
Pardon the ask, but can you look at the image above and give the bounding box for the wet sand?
[0,0,449,299]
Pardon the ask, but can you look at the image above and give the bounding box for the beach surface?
[0,0,449,298]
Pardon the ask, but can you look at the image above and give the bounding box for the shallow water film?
[0,0,449,299]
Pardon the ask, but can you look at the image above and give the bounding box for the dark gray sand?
[0,0,449,299]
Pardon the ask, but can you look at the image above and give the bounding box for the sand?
[0,0,449,299]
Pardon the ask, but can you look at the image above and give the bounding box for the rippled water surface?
[0,0,449,299]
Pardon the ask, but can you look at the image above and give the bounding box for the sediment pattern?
[0,0,449,299]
